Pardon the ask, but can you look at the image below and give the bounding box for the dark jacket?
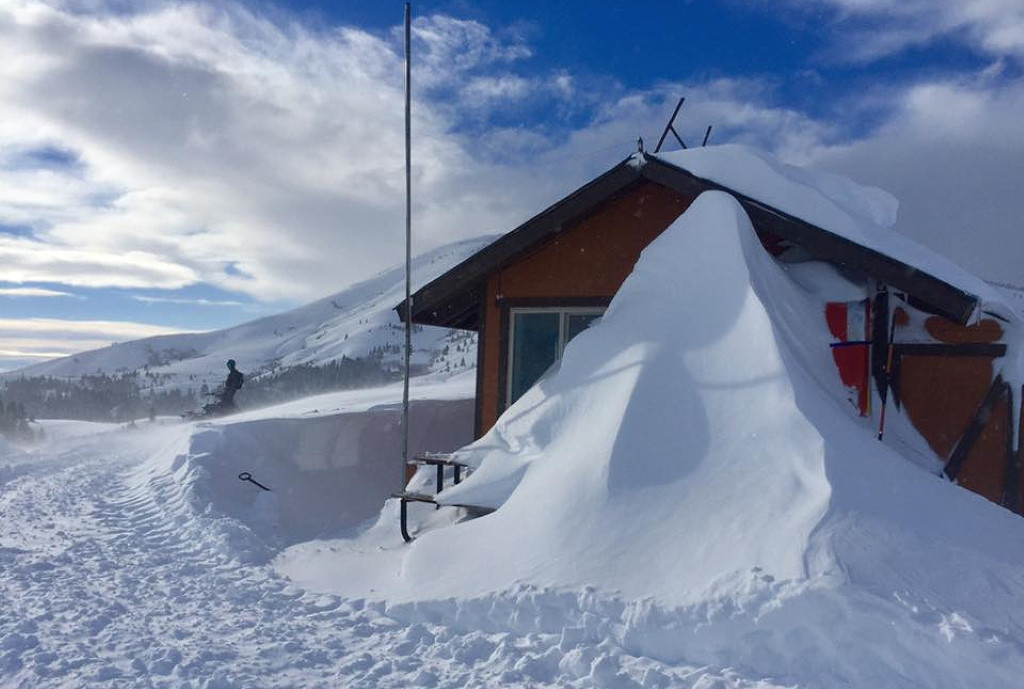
[221,368,244,404]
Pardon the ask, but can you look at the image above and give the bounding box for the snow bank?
[0,434,23,460]
[656,145,1011,318]
[159,397,473,554]
[289,191,1024,687]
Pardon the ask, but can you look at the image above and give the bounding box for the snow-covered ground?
[4,379,769,689]
[0,408,800,689]
[0,381,483,689]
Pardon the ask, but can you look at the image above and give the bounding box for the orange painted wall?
[899,355,996,459]
[477,181,695,434]
[897,314,1017,513]
[958,392,1010,504]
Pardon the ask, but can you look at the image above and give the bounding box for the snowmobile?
[181,390,239,420]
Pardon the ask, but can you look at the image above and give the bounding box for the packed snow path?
[0,424,774,689]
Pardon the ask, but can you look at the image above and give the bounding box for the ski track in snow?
[0,427,774,689]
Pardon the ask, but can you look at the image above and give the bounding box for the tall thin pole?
[401,3,413,488]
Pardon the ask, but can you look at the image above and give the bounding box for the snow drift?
[296,190,1024,686]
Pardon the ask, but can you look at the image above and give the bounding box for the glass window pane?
[510,312,560,404]
[565,313,601,345]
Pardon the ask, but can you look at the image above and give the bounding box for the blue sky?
[1,0,1023,371]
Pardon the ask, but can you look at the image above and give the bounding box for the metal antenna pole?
[401,2,413,489]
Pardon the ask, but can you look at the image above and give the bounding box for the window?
[507,307,604,405]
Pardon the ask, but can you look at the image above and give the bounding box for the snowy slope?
[5,236,492,390]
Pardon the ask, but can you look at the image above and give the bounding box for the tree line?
[0,356,402,426]
[1,372,197,423]
[0,397,36,442]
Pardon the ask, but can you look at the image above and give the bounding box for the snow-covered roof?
[651,145,1012,322]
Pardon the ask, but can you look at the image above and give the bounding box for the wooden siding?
[899,355,997,460]
[477,181,695,434]
[958,392,1010,504]
[896,313,1019,513]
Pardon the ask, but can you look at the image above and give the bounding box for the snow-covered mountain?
[5,237,492,391]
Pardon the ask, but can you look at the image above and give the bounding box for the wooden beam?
[944,375,1007,481]
[894,342,1007,358]
[399,282,484,330]
[1001,383,1018,513]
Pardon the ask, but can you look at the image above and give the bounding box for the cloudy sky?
[1,0,1022,371]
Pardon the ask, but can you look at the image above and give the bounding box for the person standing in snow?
[219,359,244,409]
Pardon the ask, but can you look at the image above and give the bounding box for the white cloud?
[0,318,186,339]
[0,1,546,301]
[0,317,189,369]
[410,14,532,80]
[0,235,197,289]
[0,287,74,297]
[790,0,1024,62]
[132,295,243,306]
[0,342,112,359]
[812,75,1024,284]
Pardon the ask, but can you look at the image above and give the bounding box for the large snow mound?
[293,191,1024,687]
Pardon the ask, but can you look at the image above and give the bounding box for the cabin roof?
[397,152,980,329]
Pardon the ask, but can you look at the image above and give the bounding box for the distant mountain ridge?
[4,236,492,394]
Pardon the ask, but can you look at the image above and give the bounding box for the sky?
[1,0,1022,371]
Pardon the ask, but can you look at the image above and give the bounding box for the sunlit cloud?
[132,295,243,307]
[0,318,190,370]
[0,235,198,289]
[0,344,105,359]
[0,287,74,297]
[808,77,1024,285]
[0,318,188,339]
[0,0,547,301]
[784,0,1024,63]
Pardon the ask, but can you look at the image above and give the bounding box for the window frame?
[505,306,606,407]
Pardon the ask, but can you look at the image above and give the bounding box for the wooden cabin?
[398,151,1022,515]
